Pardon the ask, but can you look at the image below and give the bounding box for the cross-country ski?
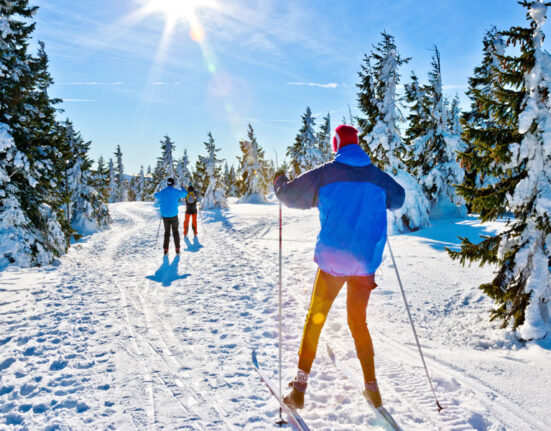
[1,0,551,430]
[252,351,311,431]
[326,344,401,431]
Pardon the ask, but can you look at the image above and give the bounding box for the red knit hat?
[332,125,359,152]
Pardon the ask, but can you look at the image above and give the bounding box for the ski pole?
[155,216,162,248]
[277,199,286,426]
[386,234,444,413]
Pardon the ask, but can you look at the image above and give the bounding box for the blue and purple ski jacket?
[274,144,405,277]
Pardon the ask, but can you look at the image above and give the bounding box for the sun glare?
[144,0,215,22]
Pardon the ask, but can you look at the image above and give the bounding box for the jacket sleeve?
[179,188,188,199]
[381,172,405,210]
[154,190,161,200]
[274,167,323,209]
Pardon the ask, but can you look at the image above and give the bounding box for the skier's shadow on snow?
[146,255,190,287]
[184,236,203,252]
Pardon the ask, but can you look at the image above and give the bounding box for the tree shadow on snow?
[146,255,190,287]
[403,215,509,252]
[200,208,233,231]
[184,236,203,252]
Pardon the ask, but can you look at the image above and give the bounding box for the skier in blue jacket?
[274,125,405,410]
[154,178,187,255]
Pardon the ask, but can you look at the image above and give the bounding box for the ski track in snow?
[0,201,550,430]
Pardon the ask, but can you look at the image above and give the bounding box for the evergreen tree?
[287,107,323,177]
[93,156,110,203]
[132,166,146,202]
[316,112,332,162]
[457,27,506,205]
[112,145,127,202]
[62,120,110,237]
[192,158,206,195]
[237,124,268,201]
[200,132,228,209]
[406,46,465,214]
[0,2,67,267]
[356,32,430,232]
[176,149,192,188]
[449,2,551,339]
[404,71,429,151]
[107,158,117,203]
[224,163,239,197]
[152,135,178,192]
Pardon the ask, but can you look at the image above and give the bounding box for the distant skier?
[183,185,200,238]
[154,178,187,255]
[274,125,405,410]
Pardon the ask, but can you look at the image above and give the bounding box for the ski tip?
[251,349,259,368]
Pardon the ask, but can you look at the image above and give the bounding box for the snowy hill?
[0,202,549,430]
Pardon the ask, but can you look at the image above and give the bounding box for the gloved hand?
[273,170,286,183]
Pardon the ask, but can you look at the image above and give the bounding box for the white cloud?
[287,82,339,89]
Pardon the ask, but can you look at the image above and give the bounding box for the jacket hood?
[334,144,371,167]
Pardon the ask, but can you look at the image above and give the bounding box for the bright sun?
[144,0,214,22]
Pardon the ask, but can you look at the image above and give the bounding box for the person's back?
[275,140,404,277]
[183,185,200,237]
[154,178,187,255]
[274,125,405,410]
[155,185,187,218]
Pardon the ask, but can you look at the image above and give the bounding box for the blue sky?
[32,0,542,174]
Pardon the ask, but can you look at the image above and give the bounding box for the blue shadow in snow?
[403,216,510,252]
[201,208,234,231]
[146,255,190,287]
[184,236,203,252]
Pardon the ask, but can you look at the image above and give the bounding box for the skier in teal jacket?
[274,125,405,410]
[154,178,187,255]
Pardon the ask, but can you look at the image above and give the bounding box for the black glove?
[273,170,286,183]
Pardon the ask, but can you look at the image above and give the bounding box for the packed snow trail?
[0,201,550,430]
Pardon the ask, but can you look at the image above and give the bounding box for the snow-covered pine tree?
[0,123,40,268]
[237,124,268,202]
[316,112,332,162]
[406,46,465,216]
[404,71,428,153]
[144,164,155,199]
[287,107,324,177]
[0,2,67,268]
[456,27,506,207]
[176,149,192,188]
[356,32,430,232]
[113,145,128,202]
[152,135,179,193]
[93,156,110,203]
[450,1,551,340]
[200,132,228,209]
[128,165,147,202]
[447,95,462,137]
[224,163,239,197]
[191,158,205,194]
[62,120,110,237]
[107,158,117,203]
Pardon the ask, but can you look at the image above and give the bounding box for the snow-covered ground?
[0,201,550,430]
